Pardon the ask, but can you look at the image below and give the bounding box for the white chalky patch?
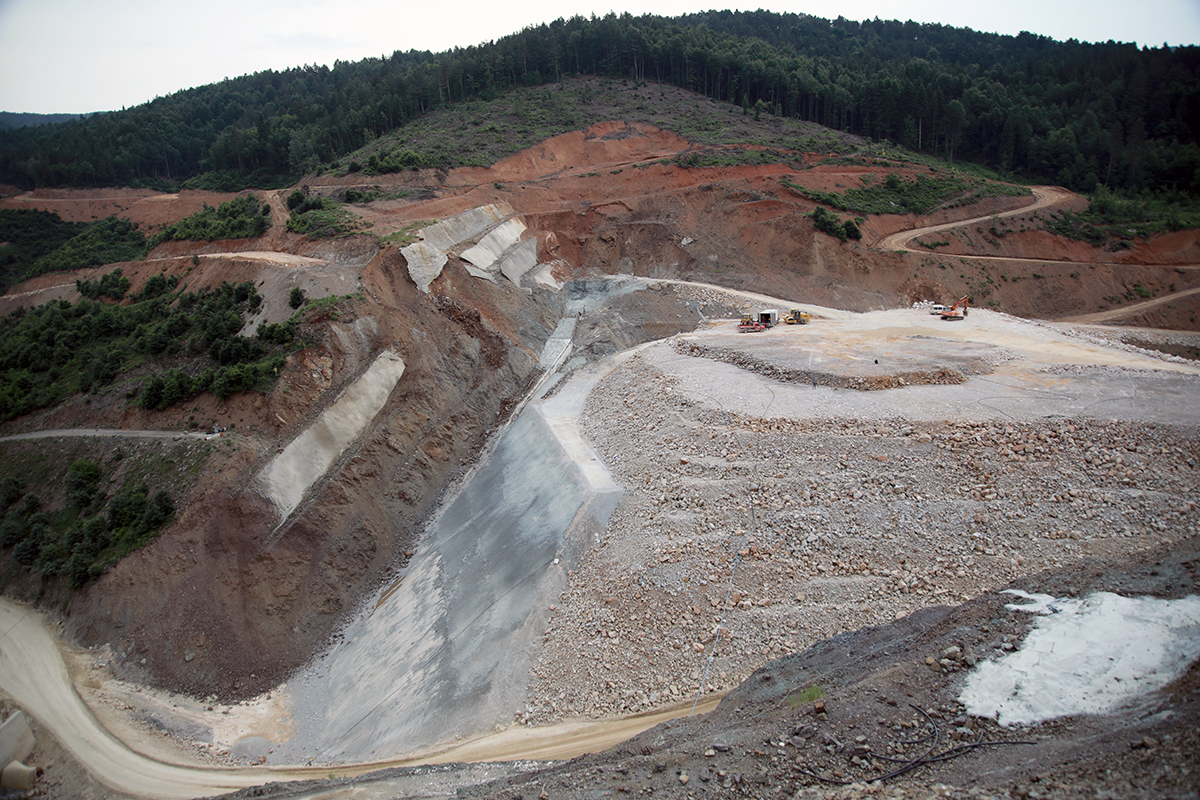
[960,589,1200,726]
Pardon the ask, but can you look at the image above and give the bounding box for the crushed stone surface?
[523,310,1200,728]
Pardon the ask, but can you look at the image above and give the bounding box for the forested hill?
[0,10,1196,197]
[0,112,82,131]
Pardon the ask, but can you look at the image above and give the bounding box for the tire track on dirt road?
[873,186,1074,253]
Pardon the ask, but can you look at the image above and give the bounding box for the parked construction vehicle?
[785,308,811,325]
[941,296,970,320]
[738,313,766,332]
[740,310,778,331]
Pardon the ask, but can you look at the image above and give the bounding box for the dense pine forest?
[0,10,1196,197]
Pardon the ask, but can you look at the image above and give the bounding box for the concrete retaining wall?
[461,218,527,271]
[256,350,406,520]
[420,203,513,252]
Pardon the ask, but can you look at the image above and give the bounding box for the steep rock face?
[64,249,562,699]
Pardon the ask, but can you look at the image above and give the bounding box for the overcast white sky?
[1,0,1198,114]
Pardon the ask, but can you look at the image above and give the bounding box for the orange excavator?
[941,295,969,321]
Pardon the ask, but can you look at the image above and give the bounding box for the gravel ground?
[523,307,1200,728]
[212,296,1199,800]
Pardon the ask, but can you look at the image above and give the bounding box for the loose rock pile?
[524,353,1199,725]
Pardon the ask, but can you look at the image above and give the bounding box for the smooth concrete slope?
[499,238,540,286]
[256,350,406,520]
[405,203,516,292]
[462,218,526,272]
[279,370,623,763]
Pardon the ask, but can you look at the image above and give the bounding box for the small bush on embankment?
[285,195,367,238]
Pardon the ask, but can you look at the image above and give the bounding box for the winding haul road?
[0,599,280,798]
[0,595,719,798]
[874,185,1074,253]
[875,185,1200,322]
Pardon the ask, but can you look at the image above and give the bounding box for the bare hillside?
[0,118,1198,800]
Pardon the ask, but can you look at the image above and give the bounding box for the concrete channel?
[277,350,623,763]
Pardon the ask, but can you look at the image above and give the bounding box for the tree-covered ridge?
[0,277,289,420]
[0,210,149,293]
[0,10,1196,197]
[146,193,269,247]
[0,209,86,290]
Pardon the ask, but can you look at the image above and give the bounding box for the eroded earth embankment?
[1,117,1199,799]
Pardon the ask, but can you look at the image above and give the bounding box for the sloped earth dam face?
[277,406,622,763]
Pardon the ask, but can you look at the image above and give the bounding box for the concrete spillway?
[280,388,622,762]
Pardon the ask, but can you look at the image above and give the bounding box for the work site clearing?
[0,110,1198,800]
[5,299,1199,800]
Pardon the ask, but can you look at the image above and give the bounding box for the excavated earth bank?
[1,112,1198,799]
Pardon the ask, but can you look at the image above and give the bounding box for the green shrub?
[148,195,269,247]
[810,206,847,241]
[66,460,103,509]
[76,269,131,300]
[0,516,24,547]
[0,477,25,511]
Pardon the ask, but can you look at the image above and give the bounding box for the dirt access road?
[1060,284,1200,323]
[876,185,1200,323]
[0,428,215,443]
[0,596,720,798]
[0,599,278,798]
[875,186,1073,253]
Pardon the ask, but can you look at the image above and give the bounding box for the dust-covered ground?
[211,295,1199,800]
[517,298,1198,722]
